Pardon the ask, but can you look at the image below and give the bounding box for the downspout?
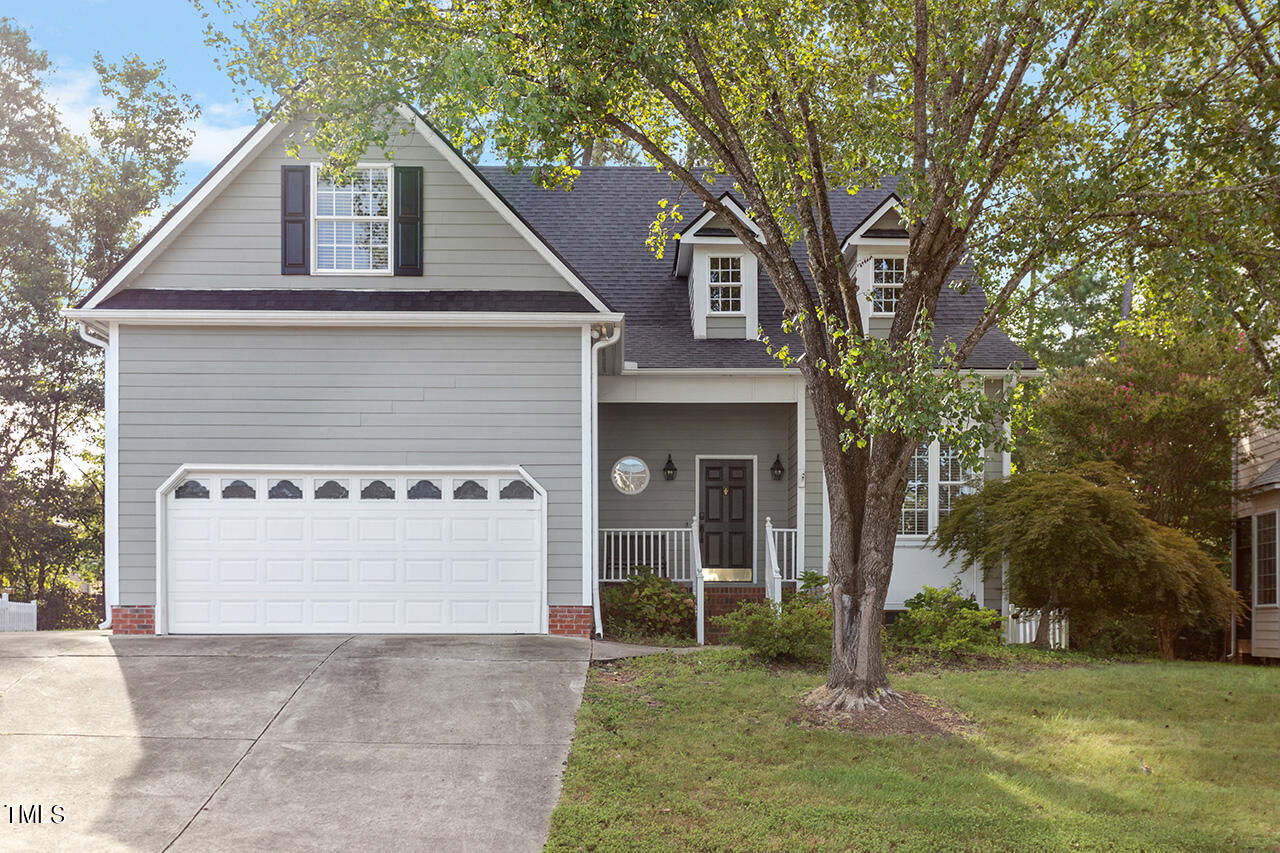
[590,323,622,638]
[77,323,113,630]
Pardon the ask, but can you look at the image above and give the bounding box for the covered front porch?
[596,399,808,641]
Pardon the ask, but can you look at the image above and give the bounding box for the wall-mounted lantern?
[770,454,785,481]
[663,454,678,481]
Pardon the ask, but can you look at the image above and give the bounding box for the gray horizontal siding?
[598,403,794,580]
[804,397,824,574]
[131,118,573,293]
[705,315,747,339]
[116,326,584,606]
[1255,609,1280,657]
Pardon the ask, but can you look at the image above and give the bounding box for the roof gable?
[77,107,612,313]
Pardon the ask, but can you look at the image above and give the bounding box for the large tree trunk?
[806,395,914,711]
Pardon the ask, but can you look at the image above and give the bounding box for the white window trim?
[310,162,395,276]
[894,440,976,540]
[898,442,932,540]
[870,255,906,317]
[707,254,746,315]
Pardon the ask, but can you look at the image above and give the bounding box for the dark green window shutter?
[394,166,423,276]
[280,165,309,275]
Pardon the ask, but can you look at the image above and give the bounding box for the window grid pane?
[873,257,905,314]
[709,257,743,313]
[314,167,390,272]
[937,441,972,523]
[898,443,930,535]
[1259,512,1278,605]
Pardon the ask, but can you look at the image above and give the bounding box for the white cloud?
[46,67,255,166]
[186,116,256,167]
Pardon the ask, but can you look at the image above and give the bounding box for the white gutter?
[77,323,113,630]
[590,323,623,638]
[62,308,623,328]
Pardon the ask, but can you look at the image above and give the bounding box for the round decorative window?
[611,456,651,495]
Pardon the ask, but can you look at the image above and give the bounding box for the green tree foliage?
[1020,321,1263,557]
[1006,270,1124,373]
[933,464,1240,657]
[203,0,1268,707]
[0,19,196,603]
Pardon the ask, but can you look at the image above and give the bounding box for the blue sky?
[8,0,257,197]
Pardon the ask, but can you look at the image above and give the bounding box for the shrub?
[797,570,830,600]
[887,582,1003,652]
[711,597,831,665]
[35,584,104,631]
[601,569,695,640]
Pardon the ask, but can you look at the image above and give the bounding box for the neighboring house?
[65,107,1032,638]
[1233,426,1280,659]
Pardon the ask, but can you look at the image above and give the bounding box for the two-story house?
[65,107,1032,638]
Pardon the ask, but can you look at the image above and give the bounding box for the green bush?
[601,569,696,640]
[711,597,832,665]
[34,584,104,631]
[888,582,1003,652]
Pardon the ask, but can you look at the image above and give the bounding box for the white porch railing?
[763,518,799,603]
[599,520,706,644]
[598,527,695,582]
[691,514,705,645]
[1006,609,1069,649]
[0,593,37,632]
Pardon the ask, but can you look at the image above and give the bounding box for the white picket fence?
[0,593,37,632]
[1006,609,1069,649]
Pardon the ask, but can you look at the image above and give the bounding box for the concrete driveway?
[0,632,590,852]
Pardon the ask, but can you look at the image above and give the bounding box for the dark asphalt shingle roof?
[1252,459,1280,490]
[98,289,597,313]
[480,167,1034,371]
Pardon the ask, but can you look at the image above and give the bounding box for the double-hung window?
[899,443,930,536]
[872,257,905,315]
[709,256,743,313]
[1258,511,1278,606]
[314,165,392,273]
[937,441,973,523]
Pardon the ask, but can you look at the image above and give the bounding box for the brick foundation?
[111,605,155,635]
[549,605,594,638]
[704,586,767,643]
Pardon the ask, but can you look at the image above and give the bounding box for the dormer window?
[871,257,905,315]
[709,256,743,313]
[314,166,392,273]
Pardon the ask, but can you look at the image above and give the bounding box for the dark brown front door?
[700,459,752,579]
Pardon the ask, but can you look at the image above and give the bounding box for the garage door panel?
[405,560,444,583]
[358,560,397,583]
[217,517,259,542]
[164,470,545,634]
[265,559,304,583]
[266,517,305,542]
[313,559,354,583]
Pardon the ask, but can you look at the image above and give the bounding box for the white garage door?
[159,467,546,634]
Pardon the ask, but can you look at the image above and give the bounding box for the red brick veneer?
[704,586,767,643]
[549,605,594,638]
[111,605,155,635]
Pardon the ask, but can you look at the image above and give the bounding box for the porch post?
[692,513,705,645]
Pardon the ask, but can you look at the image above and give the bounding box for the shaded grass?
[547,649,1280,852]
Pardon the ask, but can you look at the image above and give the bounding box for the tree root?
[804,684,907,713]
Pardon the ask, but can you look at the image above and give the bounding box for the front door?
[700,459,752,581]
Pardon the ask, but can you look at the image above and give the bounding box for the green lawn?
[547,649,1280,852]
